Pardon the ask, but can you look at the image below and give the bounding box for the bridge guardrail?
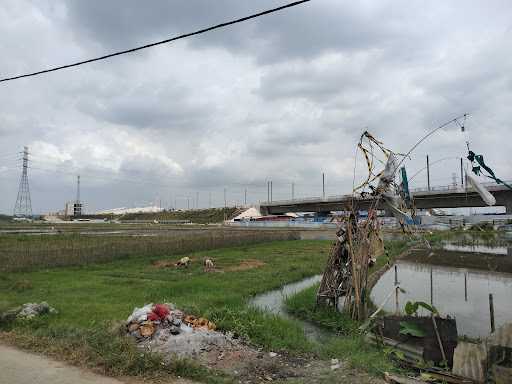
[261,180,512,207]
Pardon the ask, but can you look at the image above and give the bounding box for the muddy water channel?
[249,275,330,342]
[371,234,512,338]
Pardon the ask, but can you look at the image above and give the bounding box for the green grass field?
[0,238,412,383]
[0,229,299,272]
[0,240,331,382]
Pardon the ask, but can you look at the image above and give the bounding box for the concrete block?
[452,341,487,383]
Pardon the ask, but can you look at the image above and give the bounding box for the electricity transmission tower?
[13,146,32,218]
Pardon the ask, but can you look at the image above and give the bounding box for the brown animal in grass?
[203,257,215,272]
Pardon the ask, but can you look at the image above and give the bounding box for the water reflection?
[249,275,330,342]
[371,260,512,338]
[442,243,509,255]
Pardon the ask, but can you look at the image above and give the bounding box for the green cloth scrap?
[467,150,512,191]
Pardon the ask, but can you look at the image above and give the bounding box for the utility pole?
[244,188,247,206]
[74,175,82,217]
[76,175,81,204]
[267,181,270,202]
[270,181,273,202]
[223,188,227,222]
[322,172,325,199]
[209,192,212,208]
[291,182,295,200]
[196,191,199,210]
[187,197,190,210]
[426,155,431,191]
[460,157,464,187]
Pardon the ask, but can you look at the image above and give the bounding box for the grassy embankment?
[285,240,412,374]
[0,214,12,223]
[119,207,240,224]
[0,239,330,383]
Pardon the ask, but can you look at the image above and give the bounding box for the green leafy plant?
[404,301,439,317]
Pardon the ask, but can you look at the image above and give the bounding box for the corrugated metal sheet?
[452,323,512,383]
[452,342,487,383]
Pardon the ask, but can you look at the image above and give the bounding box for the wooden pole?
[460,157,464,186]
[430,268,434,307]
[427,155,431,191]
[489,293,495,333]
[464,272,468,302]
[394,265,399,314]
[431,316,447,363]
[322,172,325,199]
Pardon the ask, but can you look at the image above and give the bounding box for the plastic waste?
[466,172,496,206]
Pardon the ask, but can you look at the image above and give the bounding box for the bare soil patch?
[151,258,197,269]
[225,259,266,272]
[151,260,176,268]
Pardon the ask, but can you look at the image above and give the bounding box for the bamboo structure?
[317,212,384,321]
[317,131,400,321]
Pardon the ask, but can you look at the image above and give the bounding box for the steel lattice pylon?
[13,146,32,218]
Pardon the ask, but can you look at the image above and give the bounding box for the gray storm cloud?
[0,0,511,213]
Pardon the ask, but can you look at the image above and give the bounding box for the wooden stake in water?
[464,273,468,302]
[430,268,433,307]
[489,293,495,333]
[394,265,399,314]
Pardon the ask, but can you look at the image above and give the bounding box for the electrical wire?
[408,157,461,182]
[395,114,468,172]
[0,0,311,83]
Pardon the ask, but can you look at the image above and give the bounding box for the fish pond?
[371,232,512,338]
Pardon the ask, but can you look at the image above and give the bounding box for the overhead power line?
[0,0,311,83]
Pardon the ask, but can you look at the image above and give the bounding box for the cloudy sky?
[0,0,511,214]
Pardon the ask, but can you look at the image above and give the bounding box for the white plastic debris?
[466,172,496,206]
[378,154,414,224]
[126,303,153,323]
[16,302,57,319]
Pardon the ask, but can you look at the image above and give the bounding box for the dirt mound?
[225,259,266,272]
[151,260,175,268]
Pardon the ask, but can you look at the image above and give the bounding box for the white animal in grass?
[176,256,191,268]
[203,257,215,272]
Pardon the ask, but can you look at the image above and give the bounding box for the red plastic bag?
[152,304,170,320]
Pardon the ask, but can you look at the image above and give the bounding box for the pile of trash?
[0,301,58,322]
[126,303,216,340]
[126,303,230,358]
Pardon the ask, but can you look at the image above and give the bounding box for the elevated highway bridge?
[259,182,512,215]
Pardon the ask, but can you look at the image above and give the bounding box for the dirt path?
[0,344,190,384]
